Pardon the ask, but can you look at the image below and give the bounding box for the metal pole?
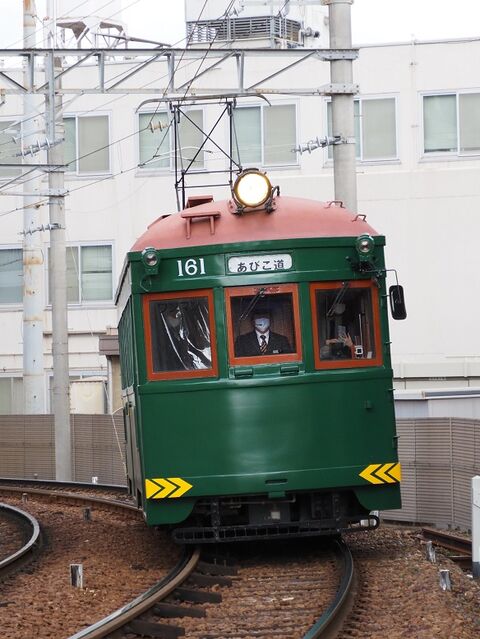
[473,476,480,579]
[322,0,357,211]
[45,2,71,480]
[23,0,46,413]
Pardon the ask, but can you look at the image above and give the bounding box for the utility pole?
[45,1,71,481]
[23,0,46,413]
[322,0,357,211]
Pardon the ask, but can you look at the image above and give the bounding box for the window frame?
[142,289,218,381]
[0,245,23,306]
[326,95,399,163]
[47,242,114,306]
[0,375,24,414]
[310,280,383,370]
[421,90,480,158]
[137,107,206,173]
[225,283,302,367]
[0,119,22,180]
[232,102,299,169]
[63,112,112,176]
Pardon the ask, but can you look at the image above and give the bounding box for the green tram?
[117,170,406,543]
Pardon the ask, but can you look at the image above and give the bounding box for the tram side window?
[313,284,380,366]
[147,294,214,375]
[227,286,301,362]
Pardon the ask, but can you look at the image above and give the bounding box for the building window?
[423,93,480,155]
[0,120,21,178]
[233,104,297,167]
[310,281,382,370]
[143,290,218,380]
[327,97,397,161]
[0,377,23,414]
[138,109,204,170]
[64,114,110,173]
[225,284,302,365]
[49,245,113,304]
[0,248,23,304]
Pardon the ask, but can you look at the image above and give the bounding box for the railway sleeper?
[126,619,185,638]
[171,587,222,603]
[196,559,238,575]
[153,602,206,618]
[187,571,233,587]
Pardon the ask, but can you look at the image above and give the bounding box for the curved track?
[0,502,42,579]
[0,482,356,638]
[68,547,201,639]
[0,481,137,515]
[303,538,355,638]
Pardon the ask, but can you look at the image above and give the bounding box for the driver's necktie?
[260,334,267,354]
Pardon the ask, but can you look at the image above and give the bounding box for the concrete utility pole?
[473,476,480,579]
[23,0,46,413]
[45,0,71,481]
[322,0,357,211]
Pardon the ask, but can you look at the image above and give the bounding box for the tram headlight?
[232,170,273,209]
[355,234,375,260]
[141,247,160,274]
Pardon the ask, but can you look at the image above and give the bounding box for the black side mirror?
[389,285,407,320]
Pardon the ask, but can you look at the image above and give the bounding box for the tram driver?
[320,302,355,360]
[235,307,293,357]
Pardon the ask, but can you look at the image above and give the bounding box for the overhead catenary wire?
[0,0,181,150]
[0,0,254,214]
[0,0,228,190]
[145,0,238,187]
[0,0,237,165]
[4,0,128,50]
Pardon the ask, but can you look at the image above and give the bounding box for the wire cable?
[0,0,219,179]
[5,0,122,50]
[0,0,251,213]
[0,0,218,194]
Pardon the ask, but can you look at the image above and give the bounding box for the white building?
[0,1,479,413]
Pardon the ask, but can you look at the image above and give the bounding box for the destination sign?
[227,254,293,275]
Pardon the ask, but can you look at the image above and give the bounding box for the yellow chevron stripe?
[359,464,384,484]
[145,477,193,499]
[359,462,402,485]
[145,478,162,499]
[388,463,402,482]
[167,477,193,498]
[375,463,397,483]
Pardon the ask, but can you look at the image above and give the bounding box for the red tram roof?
[130,196,379,252]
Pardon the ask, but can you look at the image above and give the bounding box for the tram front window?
[226,285,301,363]
[146,292,214,375]
[312,282,382,368]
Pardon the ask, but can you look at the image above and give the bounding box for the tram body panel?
[117,190,405,539]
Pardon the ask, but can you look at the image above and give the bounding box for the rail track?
[0,502,42,580]
[422,526,472,569]
[303,539,354,639]
[63,538,355,639]
[5,481,475,638]
[0,479,135,515]
[0,480,357,638]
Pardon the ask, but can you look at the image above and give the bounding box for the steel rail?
[67,547,201,639]
[0,502,41,576]
[302,538,355,639]
[0,482,136,515]
[0,477,126,491]
[422,527,472,556]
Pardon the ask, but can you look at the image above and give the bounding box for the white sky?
[124,0,480,47]
[0,0,479,48]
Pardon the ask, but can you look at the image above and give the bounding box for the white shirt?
[255,329,270,346]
